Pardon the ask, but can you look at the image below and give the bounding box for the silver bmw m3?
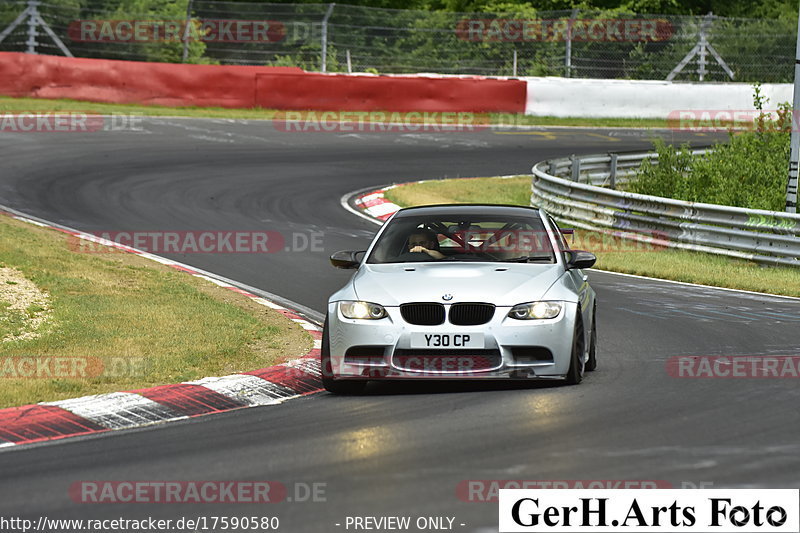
[322,204,597,394]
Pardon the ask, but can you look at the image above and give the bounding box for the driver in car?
[408,230,445,259]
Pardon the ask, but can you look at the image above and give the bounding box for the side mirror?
[566,250,596,270]
[330,250,366,269]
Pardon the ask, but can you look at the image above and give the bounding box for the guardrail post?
[570,155,580,182]
[548,161,558,176]
[609,153,618,189]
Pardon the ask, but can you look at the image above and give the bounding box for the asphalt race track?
[0,120,798,532]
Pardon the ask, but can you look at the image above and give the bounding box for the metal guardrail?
[531,150,800,267]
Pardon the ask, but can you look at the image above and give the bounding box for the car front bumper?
[326,301,578,380]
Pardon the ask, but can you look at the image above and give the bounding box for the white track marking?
[44,392,186,429]
[186,375,299,406]
[292,319,320,331]
[365,202,401,218]
[283,358,322,377]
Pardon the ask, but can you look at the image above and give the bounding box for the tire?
[321,316,367,395]
[585,304,597,372]
[564,311,585,385]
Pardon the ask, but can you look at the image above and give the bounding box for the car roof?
[392,204,542,218]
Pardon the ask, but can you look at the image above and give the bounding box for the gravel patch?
[0,267,53,343]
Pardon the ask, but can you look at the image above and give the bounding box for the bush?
[630,88,792,211]
[631,132,790,211]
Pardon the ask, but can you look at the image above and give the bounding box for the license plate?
[410,332,484,349]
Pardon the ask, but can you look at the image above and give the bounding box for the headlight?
[340,301,388,320]
[508,301,562,320]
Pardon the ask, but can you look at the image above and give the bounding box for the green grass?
[384,177,800,297]
[0,301,26,341]
[0,96,670,128]
[0,214,312,408]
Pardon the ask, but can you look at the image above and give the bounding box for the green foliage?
[0,0,208,63]
[263,0,799,19]
[267,54,305,68]
[99,0,208,63]
[3,0,797,77]
[631,100,791,211]
[267,52,318,70]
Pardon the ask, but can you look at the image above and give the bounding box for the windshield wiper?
[502,255,554,263]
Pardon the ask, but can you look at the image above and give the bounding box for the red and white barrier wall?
[0,52,527,113]
[0,51,793,123]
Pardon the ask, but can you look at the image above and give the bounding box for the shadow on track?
[322,379,569,396]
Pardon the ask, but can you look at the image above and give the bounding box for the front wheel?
[564,311,585,385]
[321,316,367,395]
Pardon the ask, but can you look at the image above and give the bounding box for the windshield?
[366,213,556,264]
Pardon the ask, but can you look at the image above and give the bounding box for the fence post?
[321,3,336,73]
[667,12,732,81]
[564,8,578,78]
[512,49,517,76]
[0,3,32,46]
[0,0,72,56]
[609,153,618,189]
[697,14,708,81]
[26,0,38,54]
[181,0,194,63]
[787,5,800,212]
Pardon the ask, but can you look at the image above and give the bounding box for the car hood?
[352,262,564,307]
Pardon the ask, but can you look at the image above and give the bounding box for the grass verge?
[0,214,312,408]
[384,177,800,298]
[0,96,669,128]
